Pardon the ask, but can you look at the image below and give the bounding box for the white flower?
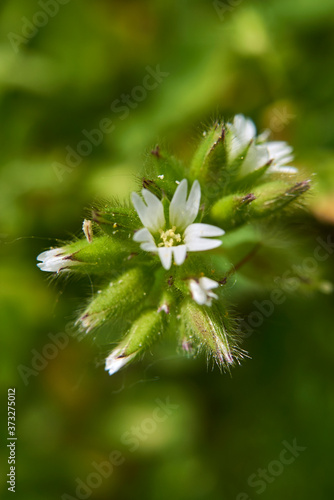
[37,248,73,273]
[227,114,298,176]
[105,348,136,376]
[227,114,257,162]
[131,179,225,270]
[189,277,219,306]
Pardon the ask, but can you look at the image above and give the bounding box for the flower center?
[158,226,182,247]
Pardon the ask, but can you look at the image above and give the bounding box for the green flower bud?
[92,205,140,239]
[37,235,130,274]
[78,267,152,333]
[249,180,311,218]
[211,193,256,230]
[105,309,163,375]
[189,123,227,188]
[180,299,242,369]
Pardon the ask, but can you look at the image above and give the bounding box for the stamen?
[158,226,182,247]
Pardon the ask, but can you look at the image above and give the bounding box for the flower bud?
[249,180,311,218]
[78,267,152,333]
[210,193,256,230]
[92,206,140,239]
[189,123,227,188]
[37,235,131,274]
[180,299,241,369]
[105,309,162,375]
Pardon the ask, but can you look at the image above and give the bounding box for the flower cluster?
[37,115,311,376]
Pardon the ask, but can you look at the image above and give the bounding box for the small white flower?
[227,114,298,176]
[132,179,225,270]
[105,348,136,376]
[189,277,219,306]
[37,248,73,273]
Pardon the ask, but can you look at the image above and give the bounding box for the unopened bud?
[189,123,227,188]
[180,300,241,369]
[37,236,132,274]
[92,206,140,238]
[77,267,151,333]
[250,180,311,218]
[211,193,256,230]
[105,309,162,375]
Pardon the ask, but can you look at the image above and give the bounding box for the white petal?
[268,165,298,174]
[141,189,165,229]
[233,114,257,142]
[37,248,64,261]
[131,193,150,226]
[257,129,271,143]
[37,257,67,273]
[266,141,294,167]
[185,180,201,226]
[238,115,257,142]
[131,191,165,233]
[184,223,225,239]
[189,280,207,305]
[172,245,187,266]
[169,179,188,229]
[133,227,154,243]
[141,242,158,252]
[131,192,150,225]
[266,141,293,156]
[228,115,257,161]
[239,144,269,175]
[199,277,219,290]
[185,238,222,252]
[189,277,219,306]
[133,228,157,252]
[105,349,136,376]
[158,247,173,270]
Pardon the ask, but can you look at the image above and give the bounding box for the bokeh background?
[1,0,334,499]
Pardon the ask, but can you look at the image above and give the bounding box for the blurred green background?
[1,0,334,499]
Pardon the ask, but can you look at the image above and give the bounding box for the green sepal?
[211,193,256,230]
[232,161,273,191]
[92,205,140,239]
[120,309,163,357]
[189,123,228,191]
[77,267,152,333]
[64,235,134,274]
[142,146,186,200]
[250,180,311,218]
[180,299,242,370]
